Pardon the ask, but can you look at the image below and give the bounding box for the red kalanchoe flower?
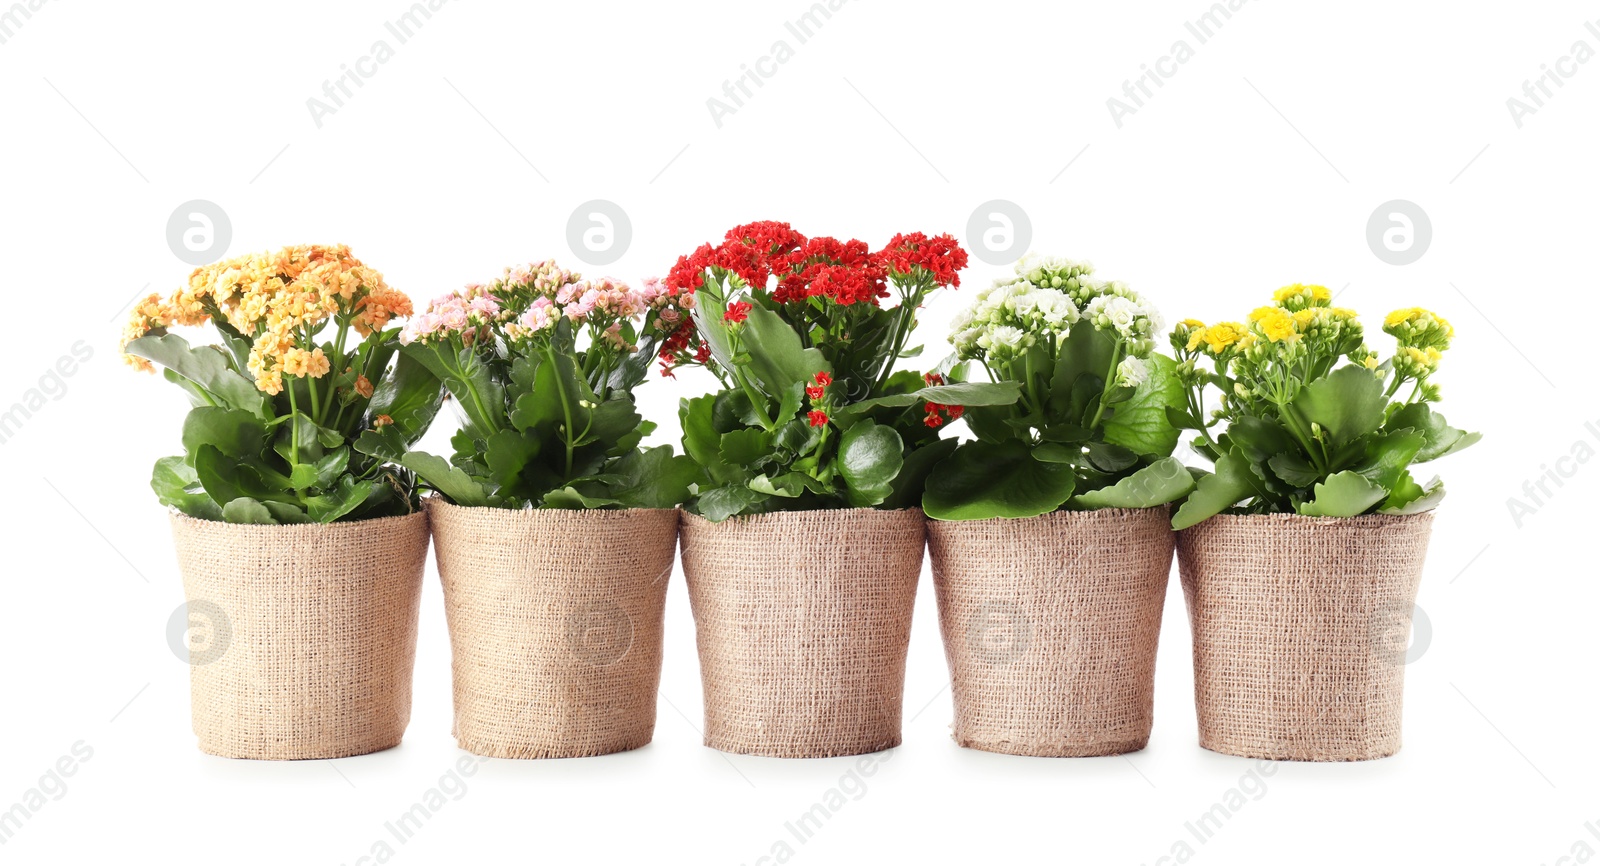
[724,301,752,324]
[814,371,833,386]
[806,384,825,400]
[724,221,805,259]
[878,232,969,289]
[924,411,944,428]
[774,236,886,305]
[807,410,829,428]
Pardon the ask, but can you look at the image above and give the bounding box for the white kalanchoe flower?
[1116,356,1148,388]
[1034,291,1080,330]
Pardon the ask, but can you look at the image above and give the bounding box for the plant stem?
[546,344,577,476]
[287,383,301,464]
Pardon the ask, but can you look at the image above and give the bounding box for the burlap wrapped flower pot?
[680,508,925,758]
[169,510,429,760]
[1178,512,1434,761]
[927,508,1173,757]
[430,501,677,759]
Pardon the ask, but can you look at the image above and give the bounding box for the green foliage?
[136,331,440,525]
[399,316,699,510]
[923,312,1189,519]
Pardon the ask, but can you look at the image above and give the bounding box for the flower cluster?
[400,261,685,355]
[121,244,411,396]
[950,257,1161,362]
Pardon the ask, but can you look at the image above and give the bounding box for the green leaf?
[401,342,505,436]
[1050,319,1118,411]
[1386,402,1481,463]
[1226,415,1297,464]
[880,437,959,509]
[305,476,379,523]
[287,463,320,490]
[923,439,1077,520]
[1295,470,1389,517]
[542,487,623,509]
[483,429,545,499]
[1380,475,1446,514]
[695,483,767,522]
[742,304,829,396]
[1085,441,1138,473]
[125,333,271,418]
[1073,457,1196,509]
[354,426,409,462]
[400,451,490,507]
[719,428,774,465]
[1032,442,1081,464]
[1352,430,1426,491]
[1102,354,1184,457]
[367,350,443,446]
[843,381,1024,414]
[680,394,734,482]
[838,421,905,507]
[221,497,278,525]
[150,456,223,520]
[1267,452,1320,487]
[749,472,826,498]
[181,407,267,461]
[602,446,703,509]
[1289,365,1388,448]
[193,445,296,506]
[1172,450,1257,530]
[262,501,310,524]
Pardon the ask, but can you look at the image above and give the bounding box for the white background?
[0,1,1592,863]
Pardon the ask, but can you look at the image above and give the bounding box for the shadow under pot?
[928,507,1175,757]
[429,500,679,759]
[679,508,925,758]
[168,509,429,760]
[1178,511,1434,762]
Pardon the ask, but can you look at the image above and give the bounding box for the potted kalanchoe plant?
[1168,285,1478,761]
[121,244,440,759]
[389,260,698,759]
[664,221,1017,758]
[921,254,1188,757]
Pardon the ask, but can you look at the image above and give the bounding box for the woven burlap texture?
[1178,511,1434,761]
[169,509,428,760]
[928,507,1174,757]
[680,508,925,758]
[431,500,678,759]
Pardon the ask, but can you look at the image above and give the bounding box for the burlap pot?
[169,509,428,760]
[928,508,1174,757]
[430,501,677,759]
[680,508,925,758]
[1178,512,1435,761]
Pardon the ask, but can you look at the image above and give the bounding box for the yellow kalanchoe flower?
[1192,322,1247,354]
[1272,283,1331,312]
[1250,306,1297,342]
